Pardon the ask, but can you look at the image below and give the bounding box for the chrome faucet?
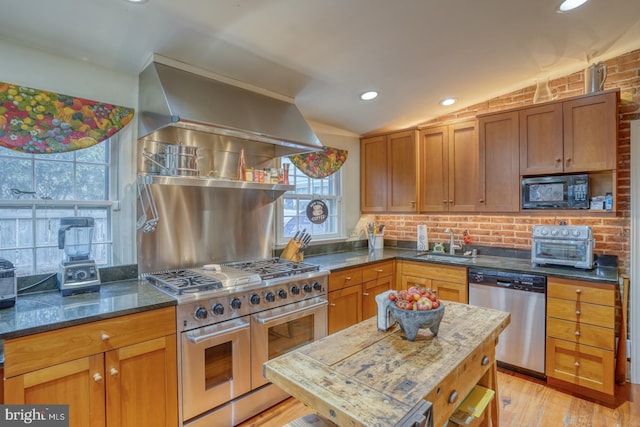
[444,228,455,254]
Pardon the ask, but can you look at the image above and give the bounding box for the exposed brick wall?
[376,49,640,275]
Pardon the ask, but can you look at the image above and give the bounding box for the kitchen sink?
[416,252,474,264]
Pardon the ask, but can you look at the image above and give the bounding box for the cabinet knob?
[481,356,490,366]
[110,368,119,376]
[345,276,352,281]
[565,157,572,163]
[93,373,103,382]
[574,361,580,368]
[575,310,581,315]
[329,303,336,307]
[363,292,370,296]
[575,330,581,336]
[376,269,384,273]
[575,289,582,294]
[555,158,562,163]
[448,390,458,404]
[479,199,485,203]
[443,200,448,203]
[449,200,453,203]
[411,201,416,207]
[101,333,110,341]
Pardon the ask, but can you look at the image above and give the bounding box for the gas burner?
[145,269,223,295]
[223,258,320,280]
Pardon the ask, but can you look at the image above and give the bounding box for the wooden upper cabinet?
[563,92,617,172]
[519,103,564,174]
[520,90,618,175]
[360,135,388,212]
[420,121,477,212]
[478,111,520,212]
[419,125,448,211]
[361,130,418,213]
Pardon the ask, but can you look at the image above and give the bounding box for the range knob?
[573,229,581,237]
[212,303,224,315]
[303,283,312,293]
[313,281,322,291]
[265,292,276,302]
[561,229,569,236]
[277,289,287,299]
[551,229,559,236]
[290,285,301,295]
[250,294,261,305]
[230,298,242,310]
[194,306,208,320]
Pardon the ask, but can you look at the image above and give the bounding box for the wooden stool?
[283,413,338,427]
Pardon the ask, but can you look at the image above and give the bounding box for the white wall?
[0,38,139,265]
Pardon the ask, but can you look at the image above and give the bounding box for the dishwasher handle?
[496,280,513,288]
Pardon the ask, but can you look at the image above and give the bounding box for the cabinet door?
[563,91,617,172]
[478,111,520,212]
[362,276,393,320]
[519,103,564,174]
[387,130,419,212]
[400,275,432,291]
[432,280,468,304]
[448,120,478,212]
[105,335,178,427]
[5,355,106,427]
[419,126,449,211]
[361,135,388,212]
[328,285,363,334]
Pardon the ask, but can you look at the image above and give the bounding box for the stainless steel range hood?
[138,62,323,156]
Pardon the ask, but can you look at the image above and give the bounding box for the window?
[277,157,343,244]
[0,142,112,276]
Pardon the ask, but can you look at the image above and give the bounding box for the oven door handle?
[185,320,250,344]
[253,299,328,324]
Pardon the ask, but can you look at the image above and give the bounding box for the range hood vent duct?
[138,62,323,156]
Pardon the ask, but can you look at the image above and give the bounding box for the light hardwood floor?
[238,370,640,427]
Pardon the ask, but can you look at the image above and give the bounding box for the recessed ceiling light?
[360,91,378,101]
[439,98,457,106]
[125,0,149,4]
[557,0,589,12]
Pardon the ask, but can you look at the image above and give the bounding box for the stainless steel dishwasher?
[468,268,546,378]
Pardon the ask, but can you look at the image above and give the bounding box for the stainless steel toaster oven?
[531,224,594,269]
[0,258,17,308]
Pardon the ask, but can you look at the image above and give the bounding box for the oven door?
[251,297,328,388]
[532,238,593,268]
[181,317,251,421]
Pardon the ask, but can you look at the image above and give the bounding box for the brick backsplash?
[376,49,640,276]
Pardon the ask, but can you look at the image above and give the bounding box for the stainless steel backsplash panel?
[137,184,274,273]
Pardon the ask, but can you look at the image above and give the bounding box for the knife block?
[280,238,303,261]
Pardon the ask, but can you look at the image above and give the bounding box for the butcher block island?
[264,302,510,427]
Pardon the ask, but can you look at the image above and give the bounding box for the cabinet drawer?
[400,261,466,284]
[362,261,393,282]
[4,307,176,377]
[547,279,615,306]
[546,337,614,395]
[329,267,363,292]
[547,298,614,328]
[546,317,614,350]
[425,345,494,427]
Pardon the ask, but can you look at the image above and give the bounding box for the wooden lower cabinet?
[397,261,468,304]
[4,307,178,427]
[545,277,617,402]
[328,261,394,334]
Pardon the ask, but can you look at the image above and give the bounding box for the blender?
[57,217,101,296]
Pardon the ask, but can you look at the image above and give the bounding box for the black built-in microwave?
[521,174,589,210]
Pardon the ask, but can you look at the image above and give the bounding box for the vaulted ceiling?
[1,0,639,135]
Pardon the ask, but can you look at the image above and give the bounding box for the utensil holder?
[281,238,303,261]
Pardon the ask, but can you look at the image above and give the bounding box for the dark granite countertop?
[0,280,176,341]
[307,248,618,284]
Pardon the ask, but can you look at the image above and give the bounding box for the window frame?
[275,158,345,246]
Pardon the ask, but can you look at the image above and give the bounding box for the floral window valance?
[288,146,348,179]
[0,81,134,154]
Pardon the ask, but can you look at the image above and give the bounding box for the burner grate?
[223,258,320,280]
[145,269,223,295]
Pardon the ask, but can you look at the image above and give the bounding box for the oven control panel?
[177,273,328,332]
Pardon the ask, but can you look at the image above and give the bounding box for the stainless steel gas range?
[144,258,329,427]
